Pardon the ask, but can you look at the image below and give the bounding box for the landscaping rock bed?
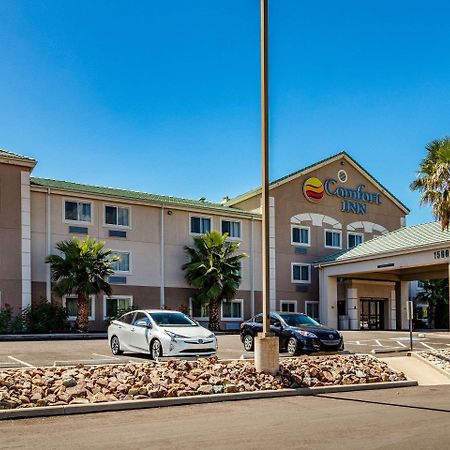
[0,355,406,409]
[418,350,450,373]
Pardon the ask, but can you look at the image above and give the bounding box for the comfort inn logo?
[303,177,324,203]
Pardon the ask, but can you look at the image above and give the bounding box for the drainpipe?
[250,216,255,317]
[46,188,52,300]
[160,205,165,309]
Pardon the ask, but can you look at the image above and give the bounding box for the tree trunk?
[77,293,89,333]
[209,298,221,331]
[428,300,436,329]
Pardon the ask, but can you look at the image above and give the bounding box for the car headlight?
[296,330,318,339]
[207,333,216,339]
[165,330,188,339]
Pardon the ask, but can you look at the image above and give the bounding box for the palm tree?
[411,137,450,230]
[182,231,248,331]
[46,237,118,332]
[415,279,448,329]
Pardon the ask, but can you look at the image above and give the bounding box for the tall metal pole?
[261,0,270,335]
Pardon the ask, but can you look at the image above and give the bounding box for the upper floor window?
[111,251,131,273]
[291,226,310,246]
[105,205,130,227]
[291,263,311,284]
[325,230,341,249]
[221,220,241,239]
[190,216,211,234]
[64,200,92,223]
[348,232,363,249]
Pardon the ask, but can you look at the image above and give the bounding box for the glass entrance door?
[360,299,385,330]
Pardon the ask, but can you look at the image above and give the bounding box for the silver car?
[108,309,218,359]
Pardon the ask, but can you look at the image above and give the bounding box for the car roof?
[130,309,184,314]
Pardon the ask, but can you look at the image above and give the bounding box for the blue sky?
[1,1,449,225]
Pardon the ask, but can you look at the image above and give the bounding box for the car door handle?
[130,328,135,332]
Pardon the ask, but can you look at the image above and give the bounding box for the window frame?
[103,204,132,229]
[324,229,342,249]
[62,295,96,321]
[189,297,209,320]
[291,263,311,284]
[110,250,132,274]
[305,300,320,321]
[103,295,133,320]
[220,218,242,241]
[221,299,244,321]
[189,214,212,236]
[62,198,93,225]
[347,232,364,249]
[280,300,297,313]
[291,225,310,247]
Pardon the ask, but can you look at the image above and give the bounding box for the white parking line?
[8,355,33,367]
[92,353,120,360]
[374,340,383,347]
[396,340,407,348]
[419,342,435,350]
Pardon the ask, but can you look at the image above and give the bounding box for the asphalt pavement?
[1,385,449,449]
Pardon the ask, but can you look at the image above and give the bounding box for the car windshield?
[279,313,320,327]
[149,312,197,326]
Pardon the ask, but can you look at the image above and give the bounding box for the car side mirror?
[273,321,283,329]
[135,320,151,328]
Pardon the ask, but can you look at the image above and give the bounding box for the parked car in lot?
[108,310,218,359]
[240,312,344,356]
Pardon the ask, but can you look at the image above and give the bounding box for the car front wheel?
[287,337,301,356]
[150,339,163,360]
[110,336,123,356]
[243,334,254,351]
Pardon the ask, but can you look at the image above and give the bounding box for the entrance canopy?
[317,222,450,330]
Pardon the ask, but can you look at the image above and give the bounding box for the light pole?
[254,0,279,374]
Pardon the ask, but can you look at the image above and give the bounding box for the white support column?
[46,188,52,301]
[250,217,255,318]
[160,207,165,309]
[347,287,359,330]
[390,289,397,330]
[20,171,32,310]
[268,196,276,311]
[400,280,409,330]
[319,270,337,328]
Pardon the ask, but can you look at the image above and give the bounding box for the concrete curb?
[0,380,417,421]
[411,352,450,380]
[0,333,107,341]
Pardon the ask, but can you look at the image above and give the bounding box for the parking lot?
[0,331,449,368]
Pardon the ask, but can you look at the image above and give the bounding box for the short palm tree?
[46,237,118,332]
[415,279,448,329]
[411,137,450,230]
[182,231,248,331]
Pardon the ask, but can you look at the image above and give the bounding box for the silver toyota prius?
[108,309,218,359]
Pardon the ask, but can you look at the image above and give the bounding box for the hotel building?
[0,148,412,331]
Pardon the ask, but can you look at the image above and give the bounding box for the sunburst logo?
[303,177,324,203]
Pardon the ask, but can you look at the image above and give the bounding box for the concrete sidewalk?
[0,333,107,341]
[380,355,450,385]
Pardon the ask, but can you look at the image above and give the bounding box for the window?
[133,312,151,327]
[110,251,131,273]
[118,312,134,324]
[105,205,130,227]
[348,232,363,248]
[306,301,319,321]
[280,300,297,313]
[221,299,243,320]
[190,216,211,234]
[64,200,92,223]
[62,295,95,321]
[104,296,133,319]
[291,263,311,283]
[221,220,241,239]
[291,226,310,246]
[190,298,209,319]
[325,230,341,249]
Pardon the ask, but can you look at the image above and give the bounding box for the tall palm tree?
[411,137,450,230]
[46,237,118,332]
[182,231,247,331]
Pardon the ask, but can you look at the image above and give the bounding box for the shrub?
[0,305,25,334]
[22,299,68,333]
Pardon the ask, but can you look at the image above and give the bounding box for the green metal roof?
[226,151,410,213]
[319,222,450,265]
[0,149,37,163]
[30,177,260,216]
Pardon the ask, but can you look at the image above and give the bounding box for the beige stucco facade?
[1,150,412,331]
